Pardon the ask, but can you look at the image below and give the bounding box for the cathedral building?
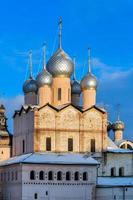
[0,18,132,200]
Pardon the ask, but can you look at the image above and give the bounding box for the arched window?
[127,144,133,150]
[83,172,88,181]
[119,167,124,177]
[34,193,38,199]
[120,144,126,149]
[57,171,62,181]
[48,171,53,180]
[111,167,116,177]
[74,171,79,181]
[66,171,71,181]
[68,138,73,152]
[39,171,44,180]
[30,170,35,180]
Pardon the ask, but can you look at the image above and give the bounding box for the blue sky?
[0,0,133,140]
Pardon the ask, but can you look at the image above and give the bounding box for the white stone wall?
[96,187,133,200]
[0,164,22,200]
[21,164,97,200]
[0,163,97,200]
[98,153,133,177]
[13,110,34,156]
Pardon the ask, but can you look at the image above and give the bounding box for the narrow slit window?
[58,88,61,101]
[91,139,95,152]
[68,138,73,152]
[68,88,70,101]
[22,140,25,153]
[46,137,51,151]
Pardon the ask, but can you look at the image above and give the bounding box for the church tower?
[81,48,98,110]
[23,51,38,105]
[112,113,125,141]
[46,18,74,107]
[36,44,53,106]
[0,105,12,161]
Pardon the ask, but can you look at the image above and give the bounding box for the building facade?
[0,19,132,200]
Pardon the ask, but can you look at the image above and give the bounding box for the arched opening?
[39,171,44,180]
[83,172,88,181]
[120,144,126,149]
[57,171,62,181]
[74,171,79,181]
[127,144,133,150]
[111,167,116,177]
[66,171,71,181]
[119,167,124,176]
[30,170,35,180]
[48,171,53,181]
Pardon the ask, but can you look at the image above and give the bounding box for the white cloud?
[0,95,24,115]
[92,57,133,81]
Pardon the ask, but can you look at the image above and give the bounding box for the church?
[0,18,132,200]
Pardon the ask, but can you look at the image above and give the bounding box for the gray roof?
[107,147,133,154]
[97,177,133,187]
[0,153,99,167]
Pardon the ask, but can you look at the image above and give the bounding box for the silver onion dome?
[46,48,74,77]
[23,78,38,94]
[36,69,53,88]
[71,80,81,94]
[112,120,125,131]
[81,72,98,90]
